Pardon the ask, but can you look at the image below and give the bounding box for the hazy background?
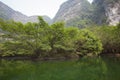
[0,0,93,18]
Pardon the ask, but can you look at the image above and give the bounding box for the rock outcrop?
[53,0,92,28]
[53,0,120,27]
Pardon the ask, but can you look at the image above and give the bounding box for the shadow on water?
[0,56,120,80]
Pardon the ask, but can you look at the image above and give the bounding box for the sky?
[0,0,93,19]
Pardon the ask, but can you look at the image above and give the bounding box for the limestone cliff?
[93,0,120,26]
[54,0,120,27]
[53,0,92,28]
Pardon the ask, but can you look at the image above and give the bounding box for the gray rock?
[53,0,120,27]
[53,0,92,28]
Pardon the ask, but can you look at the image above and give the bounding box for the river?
[0,56,120,80]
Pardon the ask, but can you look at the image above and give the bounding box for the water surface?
[0,57,120,80]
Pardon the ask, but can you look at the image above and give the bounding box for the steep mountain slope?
[93,0,120,26]
[106,0,120,25]
[1,0,120,26]
[53,0,120,27]
[53,0,93,28]
[91,0,107,25]
[0,1,52,24]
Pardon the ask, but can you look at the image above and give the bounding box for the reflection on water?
[0,57,120,80]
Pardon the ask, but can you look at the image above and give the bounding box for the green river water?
[0,56,120,80]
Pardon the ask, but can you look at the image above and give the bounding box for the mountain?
[53,0,120,27]
[1,0,120,26]
[25,15,52,24]
[53,0,93,28]
[0,1,52,24]
[92,0,120,26]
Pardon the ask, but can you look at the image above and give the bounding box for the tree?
[75,29,103,56]
[0,17,49,57]
[88,25,120,54]
[0,17,103,58]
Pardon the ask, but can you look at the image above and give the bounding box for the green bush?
[75,29,103,56]
[0,17,103,57]
[88,24,120,54]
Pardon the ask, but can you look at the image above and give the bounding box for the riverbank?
[0,53,120,61]
[101,53,120,57]
[0,54,79,61]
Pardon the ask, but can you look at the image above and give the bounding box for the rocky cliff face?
[0,1,52,24]
[93,0,120,26]
[1,0,120,26]
[54,0,89,22]
[104,0,120,25]
[54,0,120,27]
[91,0,107,25]
[53,0,92,28]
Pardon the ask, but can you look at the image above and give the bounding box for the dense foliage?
[88,24,120,54]
[0,17,102,58]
